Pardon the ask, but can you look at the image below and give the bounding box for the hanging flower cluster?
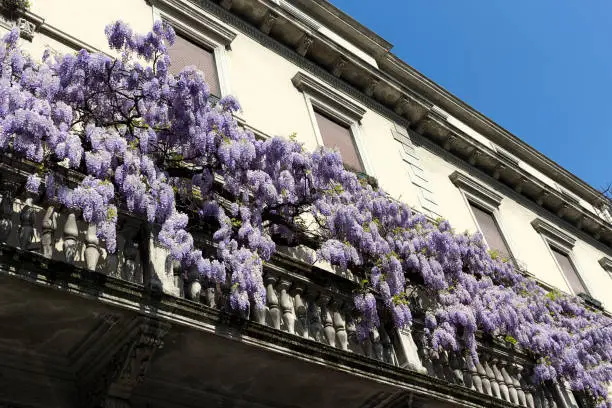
[0,22,610,406]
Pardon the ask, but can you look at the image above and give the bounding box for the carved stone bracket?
[364,77,380,97]
[259,10,279,35]
[17,17,35,40]
[81,318,171,408]
[331,56,348,77]
[296,33,313,56]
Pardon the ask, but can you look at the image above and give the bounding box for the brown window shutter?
[167,34,221,97]
[314,110,364,172]
[470,203,511,260]
[551,247,587,294]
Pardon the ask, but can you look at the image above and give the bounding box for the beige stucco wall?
[4,0,611,311]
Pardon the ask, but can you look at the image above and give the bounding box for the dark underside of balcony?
[0,245,519,408]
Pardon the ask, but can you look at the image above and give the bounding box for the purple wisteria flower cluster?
[0,21,610,406]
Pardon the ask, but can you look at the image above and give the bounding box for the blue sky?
[329,0,612,192]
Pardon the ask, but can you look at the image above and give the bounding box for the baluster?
[18,198,36,250]
[265,274,281,329]
[379,326,394,364]
[345,316,363,355]
[202,279,217,308]
[533,387,545,408]
[319,294,335,347]
[185,266,202,301]
[415,336,436,377]
[495,359,511,402]
[470,358,484,394]
[513,364,528,407]
[500,361,518,404]
[292,285,308,338]
[41,205,56,258]
[449,352,466,385]
[521,380,535,408]
[438,351,453,381]
[122,240,140,283]
[84,224,100,271]
[370,327,383,361]
[553,383,572,408]
[307,292,324,342]
[462,355,475,390]
[429,349,447,380]
[545,387,557,408]
[119,220,141,284]
[488,357,504,400]
[476,356,492,396]
[63,212,79,263]
[332,300,348,351]
[278,279,295,334]
[0,189,13,242]
[172,259,184,298]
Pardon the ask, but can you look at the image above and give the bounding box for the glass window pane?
[470,203,511,259]
[167,34,221,97]
[314,111,363,172]
[551,247,587,294]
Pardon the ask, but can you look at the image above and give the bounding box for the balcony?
[0,163,584,408]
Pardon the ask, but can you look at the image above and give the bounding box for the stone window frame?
[531,218,590,295]
[152,0,236,98]
[292,71,374,177]
[449,171,517,262]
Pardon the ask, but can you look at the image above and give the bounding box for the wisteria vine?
[0,22,610,405]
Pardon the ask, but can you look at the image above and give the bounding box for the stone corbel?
[296,33,313,56]
[364,76,380,97]
[468,150,481,166]
[557,203,569,218]
[17,17,36,40]
[82,318,171,408]
[493,164,505,180]
[331,56,348,78]
[259,10,279,35]
[514,177,528,194]
[443,135,456,151]
[537,190,550,206]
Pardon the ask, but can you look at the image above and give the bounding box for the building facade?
[0,0,610,407]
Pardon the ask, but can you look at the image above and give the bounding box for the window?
[531,218,589,295]
[449,171,515,260]
[313,110,363,172]
[292,71,372,175]
[167,34,221,97]
[469,202,511,259]
[550,247,587,294]
[152,1,237,99]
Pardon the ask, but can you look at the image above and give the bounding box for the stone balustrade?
[0,166,587,408]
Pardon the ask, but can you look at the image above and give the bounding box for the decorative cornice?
[292,71,366,121]
[531,218,576,250]
[149,0,237,46]
[449,171,503,211]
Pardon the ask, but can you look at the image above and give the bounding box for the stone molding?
[393,125,440,217]
[67,310,171,408]
[598,256,612,273]
[450,170,503,211]
[292,71,366,121]
[149,0,237,47]
[531,218,576,251]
